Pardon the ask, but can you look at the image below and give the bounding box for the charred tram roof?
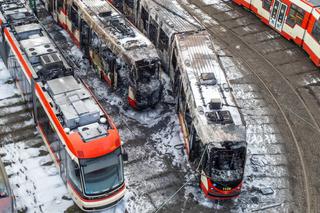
[176,31,246,148]
[73,0,159,66]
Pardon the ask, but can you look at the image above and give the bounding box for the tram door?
[269,0,288,31]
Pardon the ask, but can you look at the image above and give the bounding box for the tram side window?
[67,156,82,191]
[172,50,177,70]
[262,0,272,11]
[57,0,63,10]
[124,0,134,9]
[141,7,149,31]
[7,51,32,105]
[159,28,169,51]
[312,20,320,44]
[149,19,158,45]
[286,4,305,27]
[70,4,79,28]
[37,104,61,155]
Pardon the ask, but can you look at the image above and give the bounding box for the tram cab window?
[67,156,82,191]
[138,65,157,83]
[262,0,272,11]
[159,28,169,51]
[69,3,79,28]
[286,4,305,27]
[57,0,63,10]
[124,0,134,9]
[312,19,320,44]
[141,7,149,31]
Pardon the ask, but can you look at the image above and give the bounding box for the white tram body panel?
[303,8,320,61]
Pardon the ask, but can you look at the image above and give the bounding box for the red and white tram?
[0,1,127,211]
[234,0,320,66]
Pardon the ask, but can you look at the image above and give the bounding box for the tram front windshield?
[204,143,246,182]
[81,148,124,195]
[137,61,160,84]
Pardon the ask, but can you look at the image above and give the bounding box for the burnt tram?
[110,0,248,199]
[43,0,162,109]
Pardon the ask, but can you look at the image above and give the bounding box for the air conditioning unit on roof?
[40,52,63,69]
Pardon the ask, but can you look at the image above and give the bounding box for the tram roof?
[73,0,159,66]
[175,31,246,147]
[140,0,203,35]
[0,1,120,158]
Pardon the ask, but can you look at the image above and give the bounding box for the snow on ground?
[150,113,186,168]
[1,142,73,212]
[0,60,73,212]
[0,58,17,100]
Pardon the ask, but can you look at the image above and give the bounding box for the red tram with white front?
[0,1,127,211]
[234,0,320,66]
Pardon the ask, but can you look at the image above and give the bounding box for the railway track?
[36,4,295,212]
[178,0,320,212]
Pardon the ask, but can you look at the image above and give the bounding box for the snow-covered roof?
[74,0,159,65]
[175,31,246,147]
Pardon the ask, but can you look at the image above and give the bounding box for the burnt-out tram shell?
[43,0,162,109]
[110,0,248,199]
[0,0,128,210]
